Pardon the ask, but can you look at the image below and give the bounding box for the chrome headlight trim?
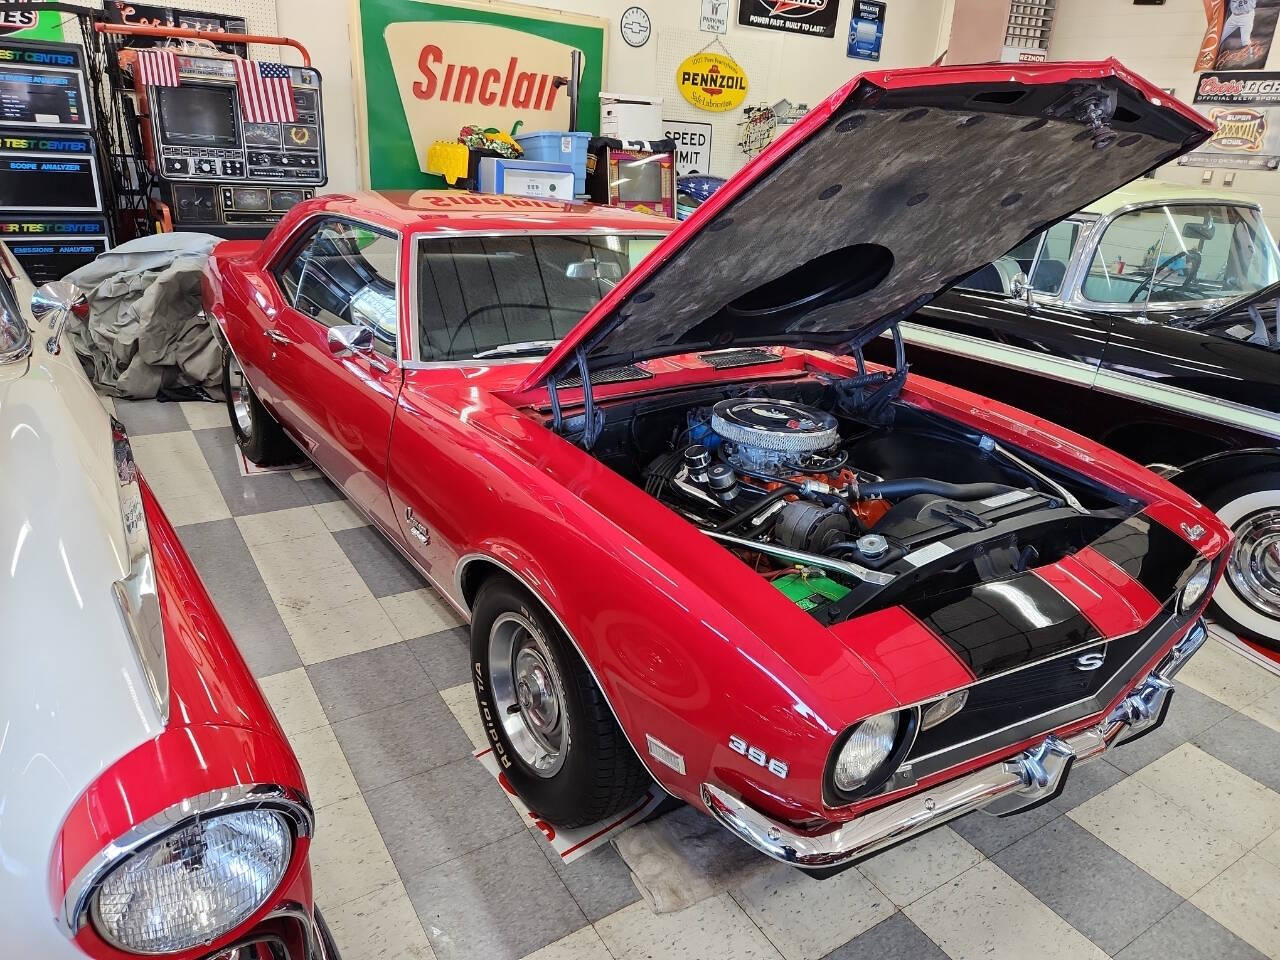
[59,783,314,943]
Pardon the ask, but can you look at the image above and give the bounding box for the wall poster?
[847,1,885,60]
[0,9,64,42]
[1178,71,1280,170]
[737,0,840,39]
[1196,0,1280,71]
[353,0,606,190]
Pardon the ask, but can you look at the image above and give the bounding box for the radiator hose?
[857,478,1020,501]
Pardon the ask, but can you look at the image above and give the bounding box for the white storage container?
[600,93,663,141]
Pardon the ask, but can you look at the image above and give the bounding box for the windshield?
[416,233,664,361]
[1082,203,1280,305]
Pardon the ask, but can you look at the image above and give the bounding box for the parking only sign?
[663,119,713,175]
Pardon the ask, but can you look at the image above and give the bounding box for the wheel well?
[457,557,506,611]
[1171,449,1280,503]
[1100,421,1230,471]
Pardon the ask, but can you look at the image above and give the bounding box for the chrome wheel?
[227,354,253,437]
[488,612,568,777]
[1228,508,1280,619]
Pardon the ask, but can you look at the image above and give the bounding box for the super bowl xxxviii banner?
[738,0,840,38]
[1196,0,1280,71]
[1179,72,1280,170]
[354,0,605,190]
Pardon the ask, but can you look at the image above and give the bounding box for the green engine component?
[772,573,851,612]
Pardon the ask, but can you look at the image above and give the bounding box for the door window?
[275,219,400,358]
[955,219,1081,297]
[1082,203,1280,306]
[415,233,662,361]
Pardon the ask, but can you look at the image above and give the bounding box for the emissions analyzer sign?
[663,119,712,175]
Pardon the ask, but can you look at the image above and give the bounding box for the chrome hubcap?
[228,355,253,438]
[488,613,567,777]
[1228,509,1280,618]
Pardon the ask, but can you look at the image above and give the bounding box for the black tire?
[222,346,297,466]
[313,905,340,958]
[471,574,649,827]
[1202,470,1280,651]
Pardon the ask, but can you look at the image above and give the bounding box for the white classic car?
[0,243,336,959]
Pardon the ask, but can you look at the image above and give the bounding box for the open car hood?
[522,60,1210,390]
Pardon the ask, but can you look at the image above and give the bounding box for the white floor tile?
[904,860,1107,960]
[1135,743,1280,848]
[380,588,464,641]
[1178,637,1279,708]
[1242,686,1280,735]
[1257,828,1280,868]
[595,894,784,960]
[251,531,353,576]
[311,795,401,909]
[237,506,328,546]
[179,400,229,431]
[315,498,369,532]
[291,466,323,481]
[328,880,436,960]
[731,861,892,960]
[1191,853,1280,958]
[520,927,612,960]
[258,668,329,738]
[131,431,229,524]
[441,683,487,751]
[859,825,984,907]
[290,724,360,810]
[1070,777,1246,897]
[284,596,403,665]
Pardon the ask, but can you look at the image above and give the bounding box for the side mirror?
[327,324,376,357]
[1009,272,1031,303]
[31,281,88,355]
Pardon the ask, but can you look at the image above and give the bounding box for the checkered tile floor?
[110,395,1280,960]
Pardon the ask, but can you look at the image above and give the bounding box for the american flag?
[136,48,180,88]
[233,58,298,124]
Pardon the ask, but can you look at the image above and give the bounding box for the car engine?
[624,391,1129,624]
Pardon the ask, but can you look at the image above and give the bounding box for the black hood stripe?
[902,571,1100,679]
[1088,513,1199,605]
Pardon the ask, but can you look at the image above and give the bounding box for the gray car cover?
[64,232,224,399]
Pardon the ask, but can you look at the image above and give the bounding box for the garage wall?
[275,0,947,192]
[1050,0,1280,236]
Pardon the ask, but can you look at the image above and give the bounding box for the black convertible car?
[885,179,1280,649]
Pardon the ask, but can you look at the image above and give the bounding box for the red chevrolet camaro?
[205,61,1229,871]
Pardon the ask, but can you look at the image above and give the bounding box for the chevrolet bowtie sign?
[355,0,606,190]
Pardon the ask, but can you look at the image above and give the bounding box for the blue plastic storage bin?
[515,130,591,195]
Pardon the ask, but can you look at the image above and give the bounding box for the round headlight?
[832,711,899,794]
[1180,562,1213,614]
[91,809,291,954]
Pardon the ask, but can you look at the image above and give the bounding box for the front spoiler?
[702,618,1208,871]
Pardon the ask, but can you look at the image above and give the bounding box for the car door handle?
[265,329,293,345]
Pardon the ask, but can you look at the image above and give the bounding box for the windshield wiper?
[472,339,560,359]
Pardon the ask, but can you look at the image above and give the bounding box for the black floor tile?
[823,911,948,960]
[333,524,426,598]
[1115,900,1267,960]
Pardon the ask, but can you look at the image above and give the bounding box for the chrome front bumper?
[702,618,1208,871]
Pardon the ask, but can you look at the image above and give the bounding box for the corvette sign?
[738,0,840,38]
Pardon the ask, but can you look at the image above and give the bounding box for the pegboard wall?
[58,0,282,61]
[655,28,781,179]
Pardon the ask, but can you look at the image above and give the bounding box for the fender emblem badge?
[405,508,431,545]
[1181,522,1205,541]
[729,735,788,779]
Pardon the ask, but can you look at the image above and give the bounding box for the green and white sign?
[0,10,65,42]
[354,0,606,190]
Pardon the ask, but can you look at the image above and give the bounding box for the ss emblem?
[1075,650,1106,671]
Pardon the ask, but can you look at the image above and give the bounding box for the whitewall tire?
[1206,475,1280,650]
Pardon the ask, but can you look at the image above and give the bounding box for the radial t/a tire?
[222,346,298,466]
[1204,471,1280,651]
[470,574,649,828]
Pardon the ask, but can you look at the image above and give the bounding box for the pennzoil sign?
[676,51,748,112]
[1180,70,1280,170]
[738,0,840,38]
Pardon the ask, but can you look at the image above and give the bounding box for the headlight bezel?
[824,707,920,805]
[60,784,312,953]
[1178,560,1214,616]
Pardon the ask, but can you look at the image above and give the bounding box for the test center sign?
[355,0,606,189]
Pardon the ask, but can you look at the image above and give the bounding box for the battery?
[772,573,850,611]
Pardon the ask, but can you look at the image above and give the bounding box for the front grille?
[697,348,782,369]
[907,610,1183,778]
[558,364,653,388]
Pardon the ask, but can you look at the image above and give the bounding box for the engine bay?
[587,380,1142,624]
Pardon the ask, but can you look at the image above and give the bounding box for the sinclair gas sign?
[356,0,605,189]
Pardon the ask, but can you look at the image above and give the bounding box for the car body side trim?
[898,321,1280,440]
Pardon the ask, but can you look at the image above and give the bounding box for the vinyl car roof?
[1081,177,1264,215]
[305,189,678,237]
